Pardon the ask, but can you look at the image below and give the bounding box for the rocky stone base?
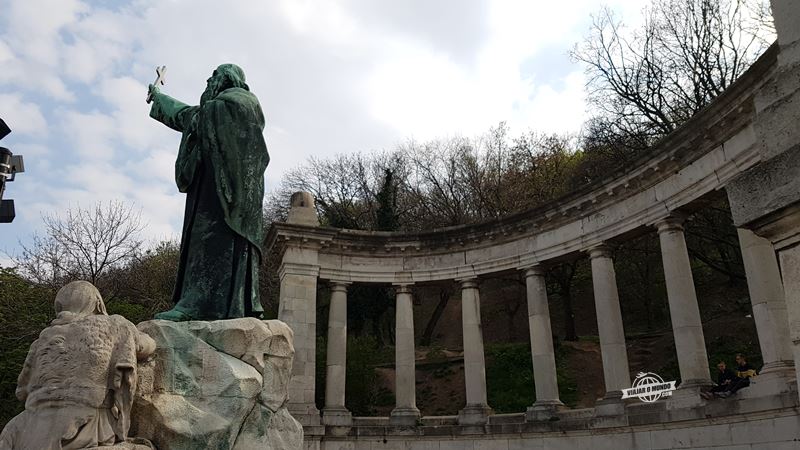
[130,318,303,450]
[88,439,155,449]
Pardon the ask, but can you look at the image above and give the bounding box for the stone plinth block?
[130,318,303,450]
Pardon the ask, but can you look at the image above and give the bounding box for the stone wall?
[309,407,800,450]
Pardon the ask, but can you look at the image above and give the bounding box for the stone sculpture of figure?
[148,64,270,321]
[0,281,156,450]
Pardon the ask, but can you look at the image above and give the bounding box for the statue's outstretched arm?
[149,91,197,133]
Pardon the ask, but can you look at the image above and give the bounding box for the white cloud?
[0,94,47,137]
[522,70,588,134]
[4,0,89,66]
[60,110,116,160]
[96,76,174,151]
[0,40,13,62]
[0,0,670,256]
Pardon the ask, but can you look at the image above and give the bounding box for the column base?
[525,399,565,421]
[666,380,712,409]
[739,368,798,399]
[595,391,626,416]
[457,404,492,425]
[321,406,352,426]
[288,402,322,427]
[760,360,796,374]
[389,406,421,426]
[677,378,714,390]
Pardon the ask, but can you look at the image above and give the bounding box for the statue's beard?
[201,77,234,106]
[200,83,218,106]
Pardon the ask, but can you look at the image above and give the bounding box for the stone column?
[278,250,321,426]
[656,216,713,390]
[738,229,795,381]
[457,278,492,425]
[322,281,352,425]
[778,244,800,399]
[391,284,420,425]
[523,266,564,421]
[588,245,632,403]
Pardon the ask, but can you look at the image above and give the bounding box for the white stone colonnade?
[269,21,800,427]
[273,196,797,427]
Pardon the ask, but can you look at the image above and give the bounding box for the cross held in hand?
[146,65,167,104]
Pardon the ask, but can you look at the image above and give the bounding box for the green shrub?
[485,343,535,413]
[106,300,150,324]
[0,269,54,428]
[427,345,447,362]
[555,345,579,407]
[484,342,580,413]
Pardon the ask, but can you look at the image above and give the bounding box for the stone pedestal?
[131,318,303,450]
[320,407,352,427]
[457,404,493,426]
[526,400,565,421]
[280,193,323,428]
[594,395,627,417]
[278,254,321,427]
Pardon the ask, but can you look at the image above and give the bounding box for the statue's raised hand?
[146,66,167,104]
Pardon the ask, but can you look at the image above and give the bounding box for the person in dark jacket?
[715,354,757,398]
[701,361,736,399]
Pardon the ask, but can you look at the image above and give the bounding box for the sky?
[0,0,649,262]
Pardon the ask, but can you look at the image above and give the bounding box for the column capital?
[655,214,688,233]
[394,283,413,294]
[586,243,613,260]
[584,242,614,259]
[458,278,479,289]
[522,265,546,277]
[329,280,351,292]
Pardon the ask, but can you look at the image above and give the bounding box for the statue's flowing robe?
[0,315,140,450]
[149,87,268,319]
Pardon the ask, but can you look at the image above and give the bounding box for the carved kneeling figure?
[0,281,156,450]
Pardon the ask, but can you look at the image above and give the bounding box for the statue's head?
[52,280,108,325]
[201,63,249,105]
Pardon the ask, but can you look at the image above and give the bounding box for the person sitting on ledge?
[701,360,736,400]
[714,353,757,398]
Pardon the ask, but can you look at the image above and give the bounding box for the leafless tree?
[14,201,145,289]
[266,125,583,233]
[274,152,407,229]
[572,0,774,155]
[108,239,179,314]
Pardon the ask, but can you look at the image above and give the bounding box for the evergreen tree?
[375,168,399,232]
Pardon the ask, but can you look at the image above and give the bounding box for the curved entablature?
[267,44,778,285]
